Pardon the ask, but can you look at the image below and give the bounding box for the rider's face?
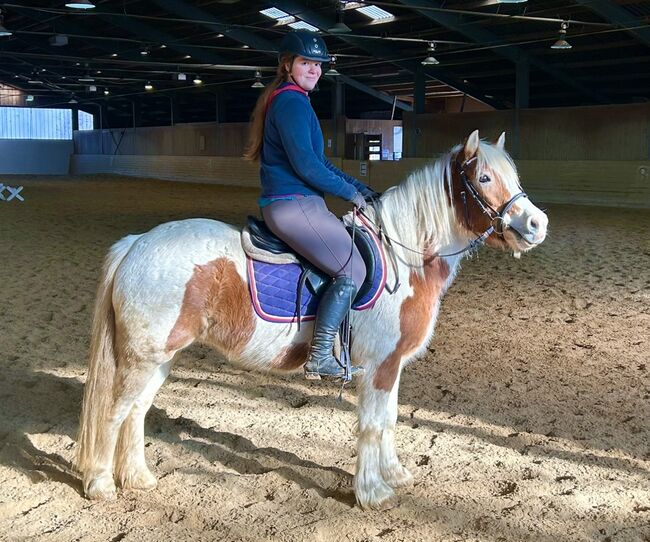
[287,56,322,92]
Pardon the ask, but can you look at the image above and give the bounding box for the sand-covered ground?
[0,175,648,542]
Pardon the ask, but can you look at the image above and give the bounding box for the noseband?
[455,156,528,236]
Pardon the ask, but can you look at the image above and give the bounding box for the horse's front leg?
[378,370,413,489]
[354,360,406,510]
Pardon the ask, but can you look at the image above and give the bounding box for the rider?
[244,30,378,380]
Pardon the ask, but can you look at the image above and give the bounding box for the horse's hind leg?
[115,360,172,491]
[83,358,162,500]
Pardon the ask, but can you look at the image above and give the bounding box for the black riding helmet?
[278,30,330,63]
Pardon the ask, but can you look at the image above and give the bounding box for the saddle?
[241,214,386,324]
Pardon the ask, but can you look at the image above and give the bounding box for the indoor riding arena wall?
[70,102,650,209]
[1,104,649,540]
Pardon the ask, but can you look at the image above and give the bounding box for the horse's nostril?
[528,217,539,232]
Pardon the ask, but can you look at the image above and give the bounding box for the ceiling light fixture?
[551,21,572,50]
[26,94,34,102]
[251,69,264,88]
[193,76,203,85]
[144,81,154,91]
[65,0,95,9]
[325,55,340,76]
[329,1,351,33]
[421,42,439,66]
[104,89,109,95]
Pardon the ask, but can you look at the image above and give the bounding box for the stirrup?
[304,355,363,381]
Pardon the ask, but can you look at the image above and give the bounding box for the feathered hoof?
[118,466,158,491]
[382,465,414,488]
[84,473,117,501]
[354,479,399,511]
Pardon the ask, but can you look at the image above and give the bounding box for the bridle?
[455,155,529,237]
[357,152,532,294]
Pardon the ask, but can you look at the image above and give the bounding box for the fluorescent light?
[260,7,291,19]
[26,95,34,102]
[356,5,394,21]
[0,25,11,37]
[288,21,320,32]
[27,79,43,84]
[65,0,95,9]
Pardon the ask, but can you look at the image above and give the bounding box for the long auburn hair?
[244,53,294,162]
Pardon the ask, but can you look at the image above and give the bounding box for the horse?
[75,130,548,510]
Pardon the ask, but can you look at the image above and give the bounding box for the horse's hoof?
[382,465,414,488]
[118,467,158,491]
[85,474,117,501]
[355,479,398,511]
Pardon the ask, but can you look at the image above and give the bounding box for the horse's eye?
[479,174,491,184]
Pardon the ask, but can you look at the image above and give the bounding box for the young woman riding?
[245,30,377,380]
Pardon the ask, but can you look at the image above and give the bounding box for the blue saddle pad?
[247,222,386,324]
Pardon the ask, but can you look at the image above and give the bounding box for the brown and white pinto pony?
[76,130,548,509]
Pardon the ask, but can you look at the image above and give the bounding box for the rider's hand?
[363,189,381,202]
[351,192,367,211]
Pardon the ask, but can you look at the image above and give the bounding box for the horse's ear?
[464,130,480,161]
[496,131,506,150]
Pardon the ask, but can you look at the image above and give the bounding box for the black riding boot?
[304,277,363,380]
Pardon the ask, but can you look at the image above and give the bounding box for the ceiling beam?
[573,0,650,49]
[272,0,505,109]
[150,0,411,111]
[393,0,610,105]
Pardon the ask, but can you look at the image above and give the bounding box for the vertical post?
[331,79,344,158]
[514,58,529,160]
[71,106,79,131]
[411,66,426,158]
[515,57,530,110]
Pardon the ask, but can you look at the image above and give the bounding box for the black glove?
[363,189,381,202]
[351,192,367,211]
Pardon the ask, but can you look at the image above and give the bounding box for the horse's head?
[450,129,548,256]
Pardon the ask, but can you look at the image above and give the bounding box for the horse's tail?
[75,234,141,475]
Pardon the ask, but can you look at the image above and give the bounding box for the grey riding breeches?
[261,196,366,291]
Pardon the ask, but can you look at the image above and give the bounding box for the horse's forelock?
[476,141,521,195]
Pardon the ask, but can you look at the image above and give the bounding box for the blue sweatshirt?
[259,83,371,205]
